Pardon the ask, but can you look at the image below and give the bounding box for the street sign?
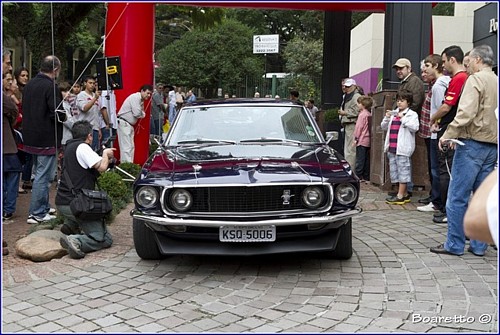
[253,34,279,54]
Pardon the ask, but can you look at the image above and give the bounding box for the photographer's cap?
[392,58,411,68]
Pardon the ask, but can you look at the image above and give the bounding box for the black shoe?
[418,196,432,204]
[434,211,446,217]
[388,191,411,198]
[386,195,407,205]
[467,247,484,257]
[2,212,13,220]
[430,244,462,256]
[22,181,33,189]
[433,215,447,223]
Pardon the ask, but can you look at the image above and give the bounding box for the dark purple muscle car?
[131,98,361,259]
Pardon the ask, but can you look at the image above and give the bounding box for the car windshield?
[168,105,321,146]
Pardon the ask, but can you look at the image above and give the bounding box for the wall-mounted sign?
[490,18,498,33]
[253,34,279,54]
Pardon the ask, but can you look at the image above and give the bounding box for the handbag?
[63,169,112,220]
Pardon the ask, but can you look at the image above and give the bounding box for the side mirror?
[326,131,339,144]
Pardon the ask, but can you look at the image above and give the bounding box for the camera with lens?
[97,137,116,169]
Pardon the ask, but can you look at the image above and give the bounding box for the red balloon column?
[105,3,155,165]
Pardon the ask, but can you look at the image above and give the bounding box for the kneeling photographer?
[55,120,115,259]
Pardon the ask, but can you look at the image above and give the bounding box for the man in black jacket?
[22,55,65,224]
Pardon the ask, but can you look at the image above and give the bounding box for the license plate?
[219,226,276,242]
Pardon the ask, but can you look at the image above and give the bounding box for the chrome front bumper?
[131,207,362,228]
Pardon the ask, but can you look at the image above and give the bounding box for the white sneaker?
[27,214,57,224]
[417,202,436,212]
[48,208,57,215]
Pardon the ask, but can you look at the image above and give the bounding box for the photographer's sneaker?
[60,236,85,259]
[417,202,437,212]
[27,214,57,224]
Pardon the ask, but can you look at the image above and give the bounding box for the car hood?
[142,144,348,186]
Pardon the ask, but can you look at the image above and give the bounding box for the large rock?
[15,230,68,262]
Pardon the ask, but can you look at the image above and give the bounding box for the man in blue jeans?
[430,45,498,257]
[21,55,65,224]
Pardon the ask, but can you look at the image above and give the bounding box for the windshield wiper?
[176,138,237,145]
[239,137,303,145]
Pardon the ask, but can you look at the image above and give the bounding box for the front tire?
[326,219,352,259]
[133,218,164,260]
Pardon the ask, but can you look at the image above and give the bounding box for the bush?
[98,170,133,222]
[324,108,340,123]
[98,171,131,202]
[117,162,141,181]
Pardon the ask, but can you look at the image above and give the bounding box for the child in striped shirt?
[381,89,419,205]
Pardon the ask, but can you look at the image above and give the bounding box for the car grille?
[165,185,329,213]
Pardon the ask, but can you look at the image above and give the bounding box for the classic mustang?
[131,99,361,259]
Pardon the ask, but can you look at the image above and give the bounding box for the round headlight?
[170,189,193,212]
[302,186,325,208]
[335,183,357,205]
[136,186,159,208]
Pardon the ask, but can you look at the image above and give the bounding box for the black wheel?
[325,219,353,260]
[133,218,164,260]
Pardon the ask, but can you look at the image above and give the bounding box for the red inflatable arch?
[105,2,434,165]
[105,3,155,165]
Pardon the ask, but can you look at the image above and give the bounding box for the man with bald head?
[22,55,65,224]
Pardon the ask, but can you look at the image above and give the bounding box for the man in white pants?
[116,84,153,163]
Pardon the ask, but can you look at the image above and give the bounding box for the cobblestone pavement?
[1,184,498,333]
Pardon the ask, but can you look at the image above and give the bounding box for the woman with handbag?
[55,120,115,259]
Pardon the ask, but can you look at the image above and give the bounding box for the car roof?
[184,98,303,107]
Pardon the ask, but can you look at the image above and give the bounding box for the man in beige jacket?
[430,45,498,257]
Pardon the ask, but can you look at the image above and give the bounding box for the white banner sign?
[253,34,279,54]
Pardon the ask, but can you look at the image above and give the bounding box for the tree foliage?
[283,37,323,77]
[156,19,263,98]
[155,5,225,52]
[226,9,324,73]
[227,9,324,41]
[432,3,454,16]
[3,2,103,78]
